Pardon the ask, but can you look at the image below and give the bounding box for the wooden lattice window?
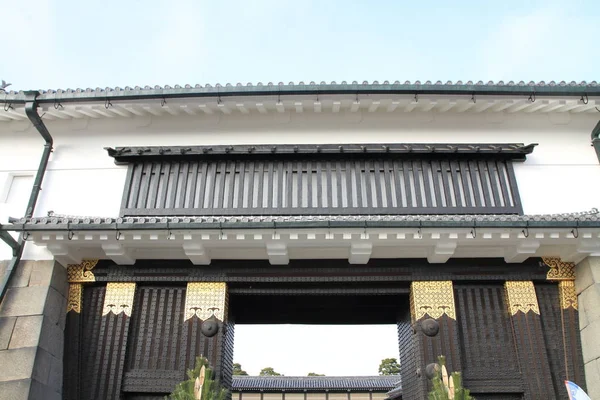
[107,143,534,216]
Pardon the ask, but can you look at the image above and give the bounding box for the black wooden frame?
[116,144,529,217]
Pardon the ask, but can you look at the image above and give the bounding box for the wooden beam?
[368,101,380,112]
[314,101,322,113]
[386,101,401,112]
[275,102,285,113]
[294,102,303,113]
[506,100,531,113]
[236,103,250,114]
[437,101,456,113]
[198,104,214,114]
[332,101,341,113]
[420,100,437,112]
[349,101,360,113]
[454,101,476,113]
[473,100,496,112]
[217,103,231,114]
[256,103,268,114]
[404,101,419,112]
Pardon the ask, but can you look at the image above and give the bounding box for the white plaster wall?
[0,109,599,260]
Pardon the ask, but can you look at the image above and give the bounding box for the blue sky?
[2,0,599,91]
[3,0,598,376]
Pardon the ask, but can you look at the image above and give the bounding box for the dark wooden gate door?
[65,284,231,400]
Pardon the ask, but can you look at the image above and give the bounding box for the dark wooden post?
[399,281,461,399]
[504,281,555,399]
[182,282,233,389]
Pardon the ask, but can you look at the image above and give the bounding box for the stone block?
[8,260,33,288]
[42,287,65,327]
[28,378,61,400]
[579,295,589,330]
[0,378,31,400]
[0,286,48,318]
[9,316,43,349]
[48,261,67,296]
[576,257,600,295]
[584,358,600,400]
[580,283,600,326]
[31,348,52,386]
[581,318,600,364]
[0,347,36,381]
[47,353,62,394]
[0,261,9,284]
[0,317,16,350]
[28,261,54,288]
[38,316,63,358]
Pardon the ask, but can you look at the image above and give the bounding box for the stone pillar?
[0,260,68,400]
[576,256,600,398]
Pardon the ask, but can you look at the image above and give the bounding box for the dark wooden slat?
[420,160,432,208]
[307,161,314,208]
[316,161,323,209]
[458,161,473,208]
[430,160,444,208]
[467,160,482,207]
[186,162,199,209]
[402,160,413,207]
[205,162,217,209]
[157,162,171,209]
[392,159,404,208]
[506,161,523,214]
[276,160,284,210]
[449,161,463,208]
[412,160,423,208]
[477,160,493,208]
[226,161,236,209]
[246,161,255,209]
[326,161,334,209]
[382,160,393,208]
[297,161,304,208]
[176,162,190,209]
[128,163,144,209]
[167,162,180,209]
[335,160,343,209]
[236,160,246,210]
[487,160,502,208]
[346,160,354,208]
[363,159,372,208]
[440,160,453,208]
[496,161,513,209]
[197,162,208,209]
[216,161,227,209]
[136,162,150,209]
[256,161,265,209]
[267,161,275,209]
[285,161,293,209]
[147,162,162,209]
[373,159,383,208]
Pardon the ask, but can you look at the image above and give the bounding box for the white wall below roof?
[0,109,599,260]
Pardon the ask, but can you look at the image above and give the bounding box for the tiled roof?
[2,80,598,101]
[6,210,600,231]
[231,376,399,391]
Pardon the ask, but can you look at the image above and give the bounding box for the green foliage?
[307,372,325,376]
[428,356,473,400]
[259,367,283,376]
[168,356,228,400]
[233,363,248,376]
[378,358,401,375]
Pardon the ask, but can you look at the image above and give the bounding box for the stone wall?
[0,260,67,400]
[576,256,600,398]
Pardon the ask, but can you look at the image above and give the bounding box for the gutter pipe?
[0,91,53,303]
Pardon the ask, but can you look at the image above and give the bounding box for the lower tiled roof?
[6,210,600,230]
[231,376,399,391]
